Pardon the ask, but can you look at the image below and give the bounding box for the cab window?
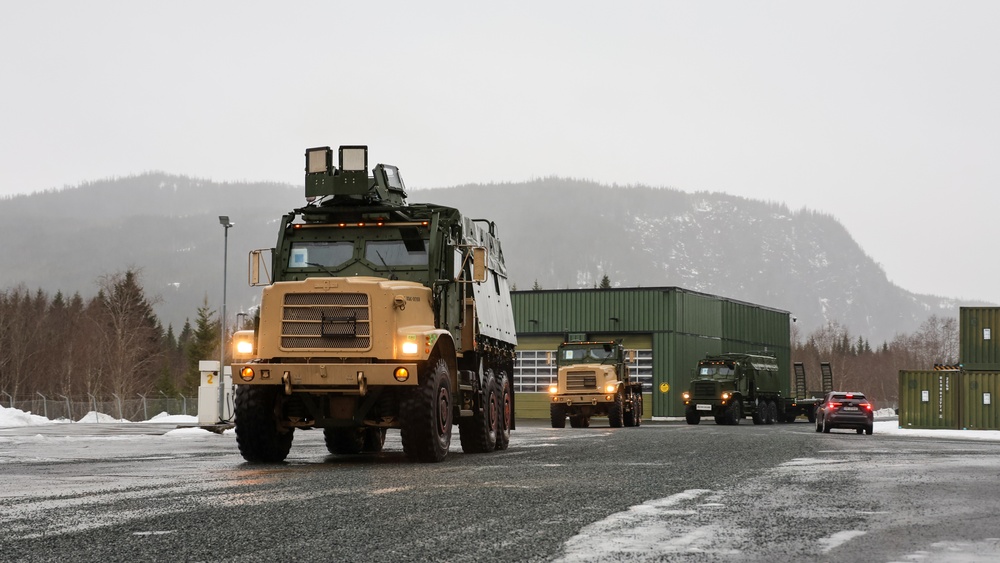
[365,240,428,267]
[288,241,354,269]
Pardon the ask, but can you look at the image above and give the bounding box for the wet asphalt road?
[1,419,999,562]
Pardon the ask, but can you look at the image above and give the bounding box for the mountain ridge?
[0,173,980,342]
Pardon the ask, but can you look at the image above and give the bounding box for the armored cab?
[547,340,643,428]
[231,145,517,463]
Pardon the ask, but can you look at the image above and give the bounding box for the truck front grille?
[693,381,718,398]
[281,293,371,350]
[566,370,597,391]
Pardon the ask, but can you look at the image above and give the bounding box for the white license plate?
[842,406,858,411]
[696,404,712,411]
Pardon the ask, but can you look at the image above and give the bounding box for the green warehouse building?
[511,287,791,418]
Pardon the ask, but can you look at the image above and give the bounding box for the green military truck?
[230,145,517,463]
[682,353,832,424]
[549,340,643,428]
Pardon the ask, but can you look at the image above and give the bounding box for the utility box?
[198,360,234,425]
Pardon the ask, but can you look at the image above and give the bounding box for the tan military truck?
[230,145,517,463]
[548,340,643,428]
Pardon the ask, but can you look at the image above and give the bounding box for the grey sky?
[2,1,998,302]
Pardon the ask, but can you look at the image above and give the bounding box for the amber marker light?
[394,367,410,382]
[239,367,254,382]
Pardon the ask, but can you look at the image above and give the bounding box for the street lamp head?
[219,215,233,227]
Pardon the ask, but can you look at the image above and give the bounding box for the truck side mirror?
[249,249,272,286]
[472,246,488,282]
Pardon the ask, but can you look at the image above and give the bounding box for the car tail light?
[827,402,841,410]
[860,402,873,411]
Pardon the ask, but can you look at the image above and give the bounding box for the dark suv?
[815,391,874,435]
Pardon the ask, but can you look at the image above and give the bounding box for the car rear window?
[832,393,866,401]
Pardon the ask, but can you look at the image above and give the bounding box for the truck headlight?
[402,341,419,355]
[232,330,255,359]
[682,392,690,401]
[549,385,558,394]
[721,392,731,400]
[605,384,616,393]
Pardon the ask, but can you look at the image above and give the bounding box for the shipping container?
[898,370,959,430]
[959,307,1000,371]
[960,371,1000,430]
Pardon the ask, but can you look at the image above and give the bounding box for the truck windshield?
[561,347,614,361]
[699,365,735,378]
[365,240,428,267]
[288,241,354,269]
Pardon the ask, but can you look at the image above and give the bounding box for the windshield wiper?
[305,261,338,277]
[374,251,399,280]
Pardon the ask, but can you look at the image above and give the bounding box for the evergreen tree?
[185,297,219,394]
[599,274,612,289]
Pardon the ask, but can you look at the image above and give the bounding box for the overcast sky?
[2,2,998,302]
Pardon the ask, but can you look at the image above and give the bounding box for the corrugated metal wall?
[960,307,1000,371]
[512,287,790,417]
[962,372,1000,430]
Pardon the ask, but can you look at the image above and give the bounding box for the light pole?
[219,215,234,423]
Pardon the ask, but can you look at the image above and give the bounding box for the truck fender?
[429,331,458,386]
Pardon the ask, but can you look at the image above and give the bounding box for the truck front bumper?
[551,393,614,406]
[232,361,419,391]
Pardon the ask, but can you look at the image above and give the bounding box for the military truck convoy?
[681,353,832,425]
[230,145,517,463]
[548,340,643,428]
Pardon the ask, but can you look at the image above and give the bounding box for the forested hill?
[0,174,980,342]
[413,179,975,344]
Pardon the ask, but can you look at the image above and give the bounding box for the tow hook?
[282,371,293,396]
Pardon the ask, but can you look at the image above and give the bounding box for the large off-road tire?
[714,414,726,425]
[752,400,765,425]
[363,427,387,452]
[495,374,512,450]
[608,392,624,428]
[400,357,453,462]
[324,427,364,455]
[685,410,701,425]
[459,370,498,454]
[550,403,567,428]
[635,394,643,426]
[726,400,742,425]
[624,393,638,427]
[766,401,778,425]
[569,415,585,428]
[234,385,294,463]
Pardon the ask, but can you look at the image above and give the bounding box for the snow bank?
[0,405,196,427]
[0,405,58,427]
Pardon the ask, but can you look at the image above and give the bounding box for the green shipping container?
[898,370,959,430]
[960,307,1000,371]
[961,372,1000,430]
